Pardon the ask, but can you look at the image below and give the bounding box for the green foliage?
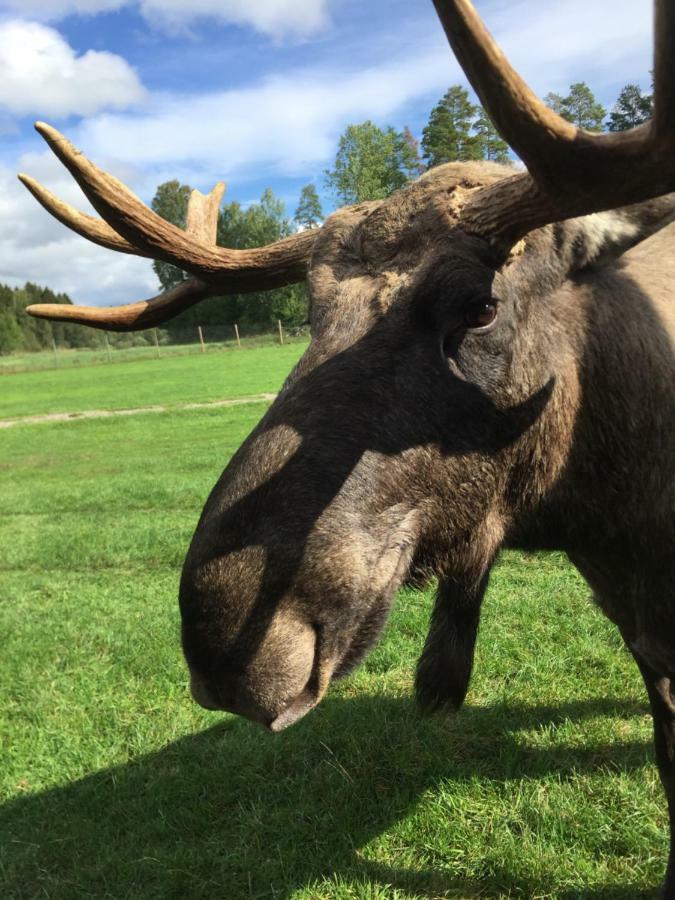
[543,91,565,116]
[608,83,653,131]
[152,183,309,331]
[0,311,23,354]
[0,282,107,355]
[545,82,606,131]
[295,184,323,229]
[399,126,426,179]
[324,121,415,204]
[150,179,191,291]
[421,86,483,167]
[472,110,510,162]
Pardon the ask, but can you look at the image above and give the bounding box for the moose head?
[22,0,674,726]
[22,2,675,883]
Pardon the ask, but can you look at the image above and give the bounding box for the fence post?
[153,328,161,358]
[51,336,58,366]
[198,325,206,353]
[277,319,284,345]
[103,332,112,363]
[234,323,241,348]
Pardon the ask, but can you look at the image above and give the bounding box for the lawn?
[0,347,666,898]
[0,331,309,375]
[0,341,308,420]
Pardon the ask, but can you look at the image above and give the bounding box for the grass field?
[0,342,307,420]
[0,346,666,898]
[0,331,310,376]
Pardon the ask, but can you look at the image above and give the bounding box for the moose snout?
[189,670,280,726]
[185,613,320,730]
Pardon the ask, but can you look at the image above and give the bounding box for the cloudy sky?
[0,0,653,307]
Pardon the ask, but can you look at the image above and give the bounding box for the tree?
[0,308,22,354]
[608,83,653,131]
[399,126,426,179]
[324,121,412,204]
[150,180,191,291]
[151,181,309,331]
[421,86,482,167]
[295,184,323,229]
[472,110,510,162]
[543,92,565,115]
[546,82,606,131]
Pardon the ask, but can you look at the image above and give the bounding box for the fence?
[0,322,310,374]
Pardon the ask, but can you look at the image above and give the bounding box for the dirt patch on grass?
[0,393,277,429]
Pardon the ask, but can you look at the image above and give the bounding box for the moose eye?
[463,297,498,331]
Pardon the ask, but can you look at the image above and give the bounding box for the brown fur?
[179,163,675,889]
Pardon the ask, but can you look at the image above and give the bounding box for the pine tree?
[399,126,426,179]
[608,83,653,131]
[421,86,482,168]
[472,110,510,162]
[543,92,565,116]
[546,83,605,131]
[294,184,323,228]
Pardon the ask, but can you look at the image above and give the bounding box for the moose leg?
[415,568,490,712]
[629,649,675,898]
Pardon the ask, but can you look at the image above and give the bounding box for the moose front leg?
[630,650,675,898]
[415,568,491,712]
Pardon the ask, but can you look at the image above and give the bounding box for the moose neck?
[509,222,675,554]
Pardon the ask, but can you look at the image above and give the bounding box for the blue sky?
[0,0,653,306]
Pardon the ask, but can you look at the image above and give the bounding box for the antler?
[433,0,675,252]
[20,123,318,331]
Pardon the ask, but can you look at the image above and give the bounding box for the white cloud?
[0,153,156,305]
[73,47,457,192]
[0,1,124,16]
[138,0,330,38]
[0,20,145,117]
[0,0,330,39]
[488,0,651,95]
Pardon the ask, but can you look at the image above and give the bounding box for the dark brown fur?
[179,163,675,888]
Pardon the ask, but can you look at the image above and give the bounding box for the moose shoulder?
[21,0,675,892]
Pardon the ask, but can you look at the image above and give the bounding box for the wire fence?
[0,322,310,374]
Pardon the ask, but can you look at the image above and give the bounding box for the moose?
[22,0,674,892]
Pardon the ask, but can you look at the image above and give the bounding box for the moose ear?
[566,194,675,273]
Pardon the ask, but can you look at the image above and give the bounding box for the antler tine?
[186,183,226,245]
[27,279,217,332]
[22,178,238,329]
[18,173,151,257]
[432,0,576,188]
[31,122,316,287]
[654,0,675,139]
[22,122,318,330]
[433,0,675,251]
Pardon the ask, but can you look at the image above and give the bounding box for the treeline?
[0,282,155,354]
[322,79,654,204]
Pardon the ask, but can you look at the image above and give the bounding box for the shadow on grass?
[1,694,660,899]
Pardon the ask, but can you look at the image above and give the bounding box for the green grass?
[0,332,309,375]
[0,341,307,420]
[0,349,666,899]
